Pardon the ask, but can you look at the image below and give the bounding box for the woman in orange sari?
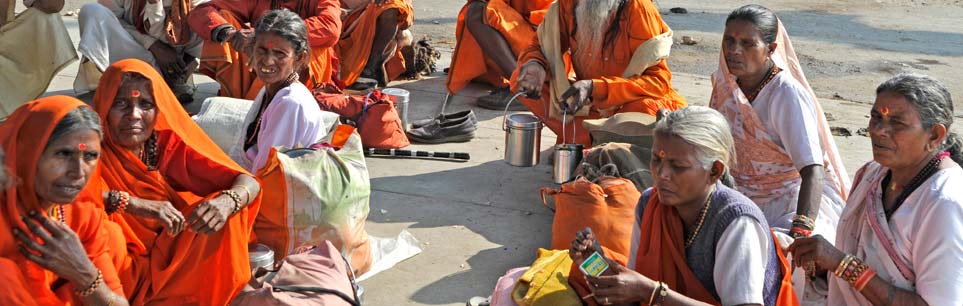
[570,107,797,306]
[0,97,129,306]
[84,58,262,305]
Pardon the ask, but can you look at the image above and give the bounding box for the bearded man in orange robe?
[445,0,552,110]
[513,0,687,146]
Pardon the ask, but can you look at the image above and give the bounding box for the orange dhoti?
[338,0,413,86]
[445,0,550,94]
[200,11,338,100]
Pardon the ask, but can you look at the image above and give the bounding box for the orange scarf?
[0,97,123,306]
[86,59,261,305]
[634,188,719,305]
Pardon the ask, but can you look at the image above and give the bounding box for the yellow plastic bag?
[512,249,582,306]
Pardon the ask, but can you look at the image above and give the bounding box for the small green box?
[579,251,609,277]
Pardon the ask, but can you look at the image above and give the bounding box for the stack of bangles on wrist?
[836,254,877,291]
[648,281,668,306]
[106,190,130,215]
[790,214,815,238]
[222,190,243,213]
[75,269,103,297]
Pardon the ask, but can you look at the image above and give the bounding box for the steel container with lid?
[502,93,542,167]
[249,243,275,270]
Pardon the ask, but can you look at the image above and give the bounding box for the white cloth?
[714,216,770,306]
[75,0,203,92]
[0,8,77,115]
[238,82,338,173]
[829,162,963,305]
[746,70,846,240]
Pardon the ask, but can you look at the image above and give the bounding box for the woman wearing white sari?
[790,74,963,305]
[709,5,849,243]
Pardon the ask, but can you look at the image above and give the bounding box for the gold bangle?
[238,185,252,204]
[74,269,103,297]
[647,281,660,306]
[835,254,854,278]
[792,214,816,230]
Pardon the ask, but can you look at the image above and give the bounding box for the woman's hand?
[587,259,654,306]
[12,210,99,286]
[127,198,185,236]
[570,227,603,266]
[559,80,593,114]
[788,235,847,276]
[516,61,547,98]
[186,195,235,234]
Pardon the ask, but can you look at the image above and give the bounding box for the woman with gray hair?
[238,9,339,173]
[571,106,797,306]
[789,74,963,305]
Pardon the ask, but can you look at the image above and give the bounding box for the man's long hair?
[573,0,628,66]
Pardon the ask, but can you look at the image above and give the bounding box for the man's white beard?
[574,0,622,68]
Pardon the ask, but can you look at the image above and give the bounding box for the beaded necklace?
[685,187,715,249]
[881,151,949,219]
[138,133,159,171]
[743,63,781,103]
[244,73,299,150]
[46,205,66,224]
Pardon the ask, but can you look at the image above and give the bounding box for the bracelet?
[222,190,243,213]
[839,257,871,287]
[238,185,252,204]
[835,254,854,278]
[117,191,129,213]
[791,214,816,230]
[789,227,812,239]
[647,281,660,306]
[649,282,669,306]
[854,268,876,291]
[106,190,130,214]
[74,269,103,297]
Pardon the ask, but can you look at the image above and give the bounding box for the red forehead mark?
[266,41,275,49]
[78,143,87,151]
[131,90,141,98]
[658,150,666,158]
[881,106,890,117]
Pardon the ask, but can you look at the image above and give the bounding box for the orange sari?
[0,97,124,306]
[83,59,262,305]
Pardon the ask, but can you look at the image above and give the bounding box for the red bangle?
[790,227,812,238]
[854,268,876,291]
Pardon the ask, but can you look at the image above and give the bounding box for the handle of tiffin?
[502,92,529,132]
[540,187,560,213]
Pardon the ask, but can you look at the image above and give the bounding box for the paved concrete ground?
[27,0,961,305]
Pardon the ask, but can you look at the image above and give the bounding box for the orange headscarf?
[0,97,123,306]
[87,59,261,305]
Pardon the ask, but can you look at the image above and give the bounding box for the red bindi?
[78,143,87,151]
[881,106,890,117]
[131,90,141,98]
[658,150,666,158]
[266,42,275,49]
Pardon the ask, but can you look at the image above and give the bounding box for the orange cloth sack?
[315,89,409,149]
[254,125,373,275]
[540,176,640,262]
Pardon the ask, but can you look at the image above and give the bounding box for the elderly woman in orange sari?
[0,97,129,306]
[83,58,262,305]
